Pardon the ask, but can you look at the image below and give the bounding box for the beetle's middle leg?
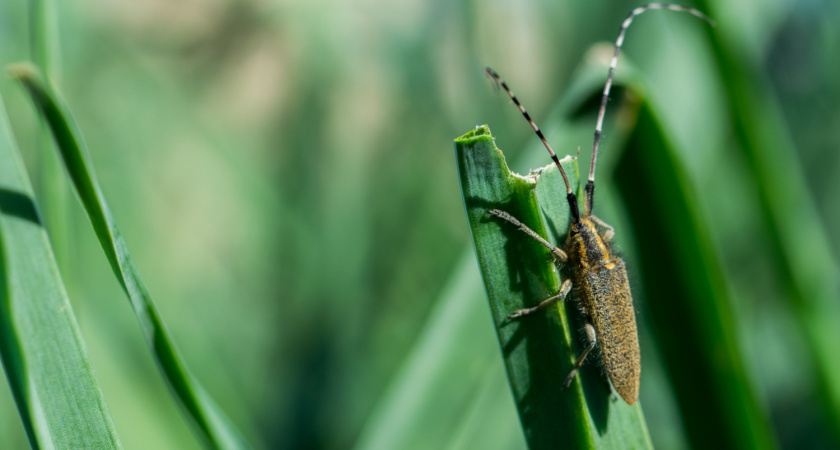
[563,320,597,388]
[508,279,572,319]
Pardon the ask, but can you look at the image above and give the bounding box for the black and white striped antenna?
[586,3,713,212]
[486,3,712,218]
[485,67,583,224]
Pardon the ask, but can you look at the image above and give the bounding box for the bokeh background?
[0,0,838,448]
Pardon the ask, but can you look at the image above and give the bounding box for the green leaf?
[0,94,121,448]
[29,0,73,272]
[696,0,840,441]
[9,63,249,450]
[455,124,652,449]
[615,102,778,449]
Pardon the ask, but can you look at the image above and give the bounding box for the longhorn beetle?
[485,3,712,405]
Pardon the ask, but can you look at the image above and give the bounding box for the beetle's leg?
[508,279,572,319]
[588,214,615,241]
[563,321,597,388]
[488,209,567,263]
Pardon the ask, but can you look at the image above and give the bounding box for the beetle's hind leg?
[564,321,597,388]
[487,209,567,262]
[508,279,572,319]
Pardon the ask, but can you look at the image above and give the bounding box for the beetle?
[484,3,712,405]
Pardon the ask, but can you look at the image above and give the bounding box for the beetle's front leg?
[487,209,567,263]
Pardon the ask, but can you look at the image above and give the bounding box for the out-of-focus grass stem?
[30,0,71,272]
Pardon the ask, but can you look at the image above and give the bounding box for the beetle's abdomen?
[582,259,640,405]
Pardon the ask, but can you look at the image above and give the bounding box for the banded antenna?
[485,67,582,224]
[586,3,713,212]
[485,3,712,218]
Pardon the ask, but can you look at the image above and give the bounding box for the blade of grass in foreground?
[9,63,249,450]
[0,95,121,448]
[455,125,652,449]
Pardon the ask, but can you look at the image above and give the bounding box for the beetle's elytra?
[567,215,639,403]
[485,3,712,405]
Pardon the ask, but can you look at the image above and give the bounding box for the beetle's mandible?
[484,3,713,405]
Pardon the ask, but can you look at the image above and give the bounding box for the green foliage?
[616,102,777,449]
[10,64,249,449]
[695,1,840,439]
[0,97,120,448]
[0,0,837,449]
[352,255,525,450]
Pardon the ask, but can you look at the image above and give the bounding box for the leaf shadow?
[0,189,41,225]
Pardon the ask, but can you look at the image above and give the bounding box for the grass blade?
[615,101,778,449]
[0,94,121,448]
[29,0,72,271]
[9,63,249,450]
[455,124,652,449]
[695,1,840,440]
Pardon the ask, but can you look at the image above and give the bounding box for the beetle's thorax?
[566,216,613,268]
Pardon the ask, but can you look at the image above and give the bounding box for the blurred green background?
[0,0,838,448]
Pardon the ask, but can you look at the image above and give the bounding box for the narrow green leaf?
[696,0,840,440]
[29,0,73,272]
[0,94,121,448]
[29,0,61,77]
[614,102,777,449]
[455,124,652,449]
[9,63,249,450]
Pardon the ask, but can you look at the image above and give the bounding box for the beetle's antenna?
[587,3,713,213]
[485,66,582,223]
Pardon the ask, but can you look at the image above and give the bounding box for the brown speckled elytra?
[485,4,713,405]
